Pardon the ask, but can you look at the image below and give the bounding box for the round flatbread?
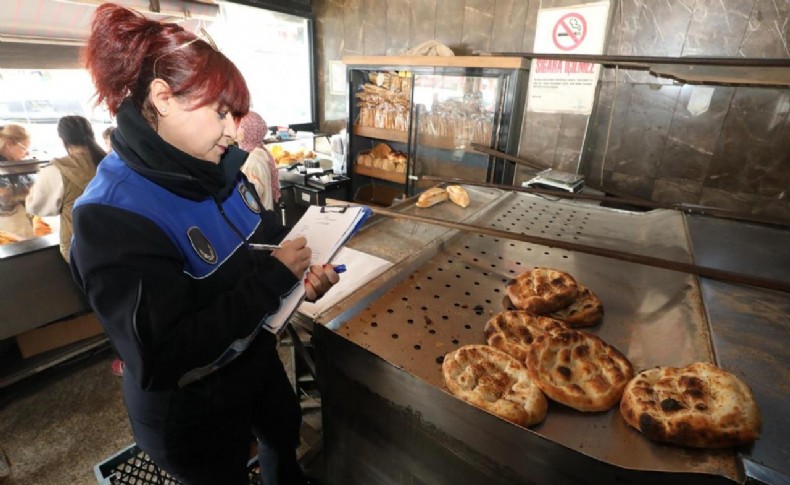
[443,345,547,427]
[549,284,604,328]
[620,362,761,448]
[506,268,579,314]
[484,311,568,363]
[527,327,634,412]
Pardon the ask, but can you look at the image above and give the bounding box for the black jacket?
[70,102,297,391]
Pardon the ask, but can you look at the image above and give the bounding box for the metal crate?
[94,444,260,485]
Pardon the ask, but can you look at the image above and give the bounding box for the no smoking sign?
[552,13,587,51]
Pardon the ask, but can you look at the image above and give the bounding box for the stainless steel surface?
[687,215,790,481]
[321,186,750,482]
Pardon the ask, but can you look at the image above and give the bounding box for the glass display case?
[344,56,528,202]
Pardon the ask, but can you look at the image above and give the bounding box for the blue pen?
[333,264,346,274]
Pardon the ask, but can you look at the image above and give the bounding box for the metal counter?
[311,185,788,484]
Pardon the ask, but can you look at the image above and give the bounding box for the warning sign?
[553,13,587,51]
[527,2,610,114]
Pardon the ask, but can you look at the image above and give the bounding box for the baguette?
[447,185,470,208]
[416,187,448,208]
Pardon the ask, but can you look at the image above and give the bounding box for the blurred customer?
[102,126,115,152]
[0,124,36,239]
[26,116,105,261]
[238,111,280,210]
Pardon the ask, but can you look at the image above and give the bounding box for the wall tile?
[411,0,438,47]
[632,0,694,56]
[739,0,790,57]
[699,187,757,213]
[462,0,495,54]
[518,111,562,167]
[436,0,465,52]
[606,0,645,55]
[706,87,789,194]
[520,0,540,52]
[608,84,681,178]
[387,0,412,55]
[581,80,635,187]
[490,0,529,53]
[604,171,655,200]
[681,0,753,56]
[553,114,588,172]
[656,84,734,179]
[652,178,703,205]
[752,196,790,222]
[343,0,364,55]
[363,0,388,55]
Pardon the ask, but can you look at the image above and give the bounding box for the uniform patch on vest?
[187,226,217,264]
[238,183,261,213]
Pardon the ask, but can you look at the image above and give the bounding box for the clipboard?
[260,204,372,334]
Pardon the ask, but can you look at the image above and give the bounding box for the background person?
[26,115,105,261]
[238,111,280,211]
[0,124,37,240]
[102,126,115,152]
[71,4,337,484]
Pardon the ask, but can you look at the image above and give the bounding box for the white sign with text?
[527,2,610,114]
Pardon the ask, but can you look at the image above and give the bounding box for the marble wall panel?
[681,0,752,56]
[461,0,495,54]
[604,171,655,200]
[435,0,465,52]
[520,0,540,53]
[706,87,789,194]
[752,196,790,222]
[553,114,588,172]
[490,0,528,54]
[387,0,412,55]
[517,110,562,167]
[607,84,681,178]
[314,0,347,125]
[581,80,635,187]
[699,187,758,213]
[343,0,364,55]
[631,0,694,57]
[739,0,790,57]
[652,178,703,205]
[656,84,734,180]
[411,0,438,47]
[363,0,388,55]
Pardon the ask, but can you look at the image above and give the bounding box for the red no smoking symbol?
[553,13,587,51]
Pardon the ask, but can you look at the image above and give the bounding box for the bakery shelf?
[353,164,407,184]
[353,125,408,144]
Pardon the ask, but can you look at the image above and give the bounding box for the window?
[0,69,112,159]
[207,2,316,130]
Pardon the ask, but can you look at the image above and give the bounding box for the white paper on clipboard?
[260,205,371,334]
[298,247,392,319]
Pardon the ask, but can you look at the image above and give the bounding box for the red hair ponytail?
[84,3,249,122]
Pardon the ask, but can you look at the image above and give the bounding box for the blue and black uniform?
[70,101,305,485]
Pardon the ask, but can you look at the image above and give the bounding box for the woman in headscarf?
[238,111,280,211]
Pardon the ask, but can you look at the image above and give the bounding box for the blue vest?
[76,152,261,278]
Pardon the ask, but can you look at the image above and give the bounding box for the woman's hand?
[304,264,340,302]
[272,236,311,278]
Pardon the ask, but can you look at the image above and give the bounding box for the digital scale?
[523,168,584,193]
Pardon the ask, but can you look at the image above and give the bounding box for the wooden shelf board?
[354,164,407,184]
[353,125,408,143]
[343,55,528,70]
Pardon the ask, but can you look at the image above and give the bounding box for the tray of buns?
[318,185,789,483]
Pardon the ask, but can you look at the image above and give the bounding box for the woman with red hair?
[71,4,337,484]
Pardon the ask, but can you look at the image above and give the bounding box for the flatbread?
[506,268,579,314]
[484,311,568,363]
[549,284,604,328]
[527,327,634,412]
[620,362,761,448]
[443,345,547,427]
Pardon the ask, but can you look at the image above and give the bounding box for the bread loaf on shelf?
[447,185,470,208]
[416,187,449,208]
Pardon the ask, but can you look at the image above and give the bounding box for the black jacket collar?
[112,100,247,201]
